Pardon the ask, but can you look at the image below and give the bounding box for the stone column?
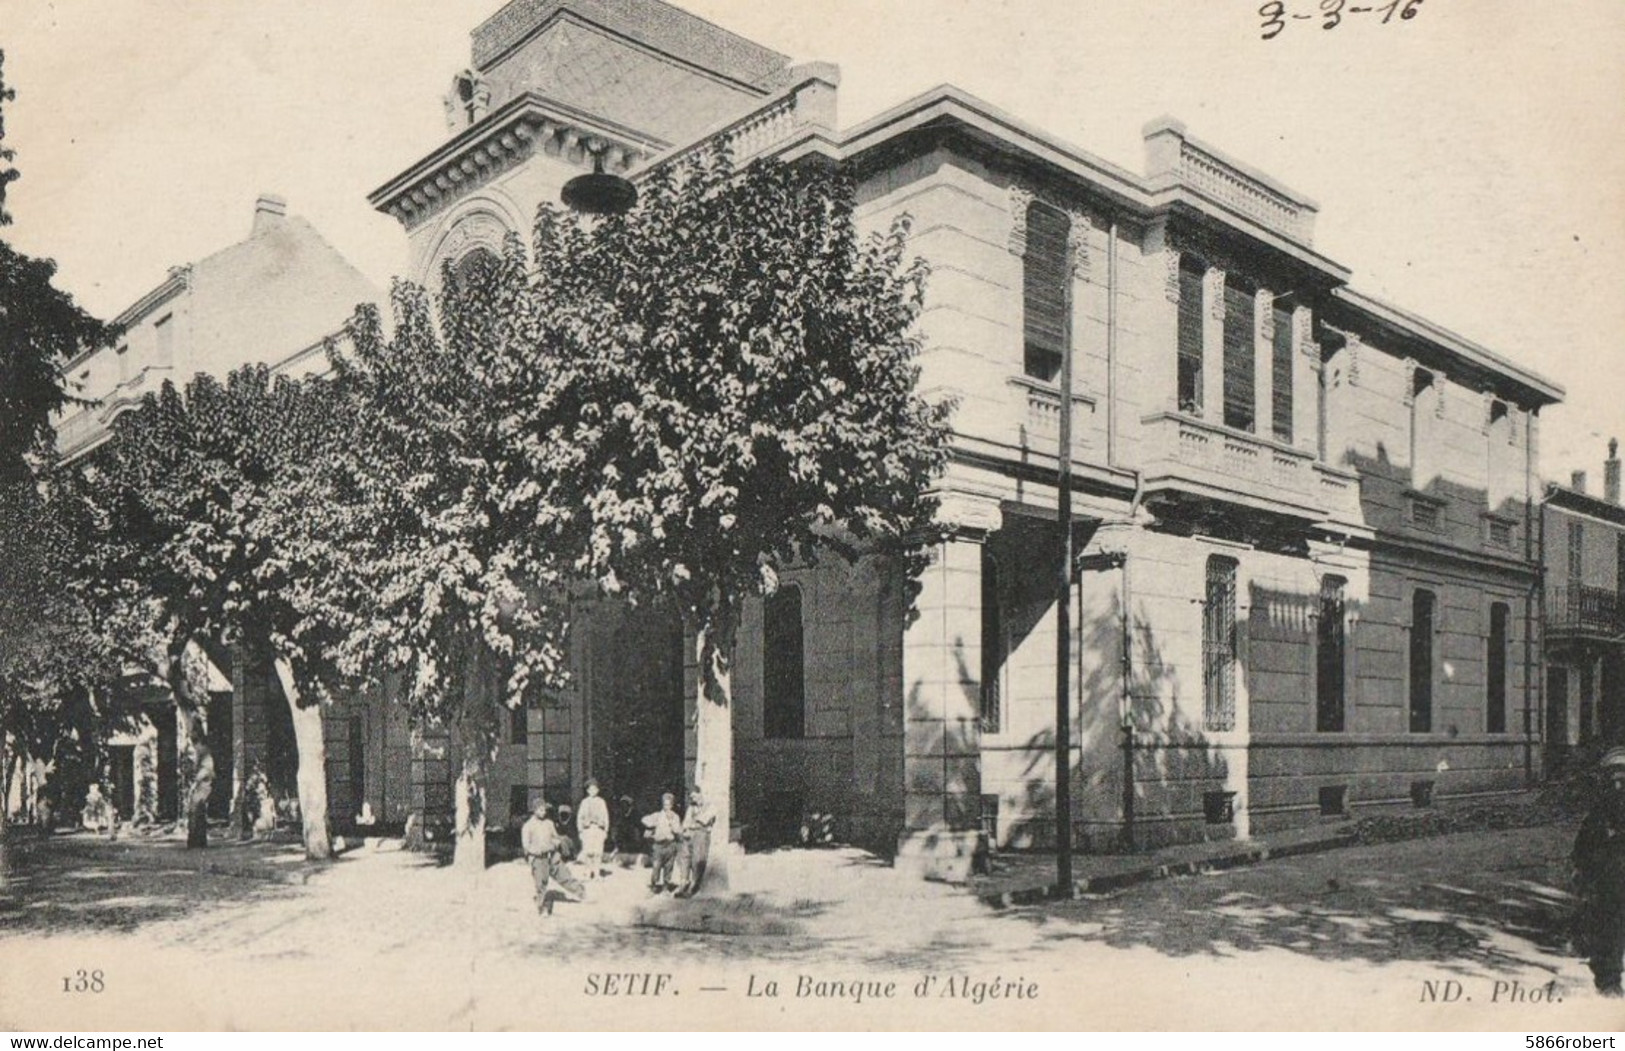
[1255,287,1275,439]
[897,493,1000,880]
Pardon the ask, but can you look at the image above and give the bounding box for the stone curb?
[976,831,1360,909]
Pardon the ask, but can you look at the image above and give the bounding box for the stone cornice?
[369,92,669,228]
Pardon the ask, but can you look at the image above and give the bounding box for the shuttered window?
[1023,202,1071,383]
[1177,258,1205,414]
[1203,557,1239,732]
[1272,301,1295,443]
[1222,277,1256,433]
[1316,576,1346,732]
[1487,602,1509,734]
[1409,589,1435,733]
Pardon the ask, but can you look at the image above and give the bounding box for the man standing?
[577,779,610,879]
[1574,746,1625,997]
[642,792,683,894]
[676,786,717,898]
[522,800,585,916]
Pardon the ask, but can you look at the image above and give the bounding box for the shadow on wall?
[998,585,1232,853]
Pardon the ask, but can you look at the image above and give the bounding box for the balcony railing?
[1010,376,1094,451]
[1547,585,1625,638]
[1141,411,1330,519]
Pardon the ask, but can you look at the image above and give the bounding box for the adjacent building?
[328,0,1564,871]
[1542,442,1625,775]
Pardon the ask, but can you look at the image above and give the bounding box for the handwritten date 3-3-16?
[1260,0,1424,39]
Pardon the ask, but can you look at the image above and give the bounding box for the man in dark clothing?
[522,801,584,916]
[1574,746,1625,997]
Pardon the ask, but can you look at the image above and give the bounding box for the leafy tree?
[0,48,113,869]
[83,367,359,858]
[323,246,580,872]
[533,151,952,888]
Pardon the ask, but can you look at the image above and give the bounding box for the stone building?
[1541,442,1625,775]
[54,195,377,828]
[339,0,1563,866]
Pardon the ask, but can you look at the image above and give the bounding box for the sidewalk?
[969,823,1359,907]
[969,788,1572,907]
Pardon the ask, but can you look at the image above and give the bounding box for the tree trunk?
[692,608,737,894]
[167,639,208,849]
[0,735,12,890]
[452,749,487,874]
[273,658,332,861]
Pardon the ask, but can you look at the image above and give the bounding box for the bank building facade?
[213,0,1563,873]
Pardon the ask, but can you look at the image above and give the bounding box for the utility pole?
[1055,265,1075,891]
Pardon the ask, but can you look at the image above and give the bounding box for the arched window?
[1023,202,1071,384]
[763,585,805,739]
[451,246,499,288]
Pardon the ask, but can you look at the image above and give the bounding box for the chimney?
[1607,438,1621,505]
[251,194,287,237]
[1572,470,1588,495]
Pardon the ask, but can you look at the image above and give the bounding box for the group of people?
[519,779,717,916]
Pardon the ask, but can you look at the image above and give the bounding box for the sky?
[5,0,1623,480]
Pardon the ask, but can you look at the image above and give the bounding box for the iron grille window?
[1272,301,1294,443]
[1488,519,1514,549]
[980,547,1003,733]
[1222,277,1256,433]
[1487,602,1509,734]
[763,585,806,739]
[1411,499,1441,530]
[1569,521,1584,588]
[1316,576,1347,732]
[1203,557,1239,732]
[1177,258,1205,414]
[1023,202,1071,384]
[1409,589,1435,733]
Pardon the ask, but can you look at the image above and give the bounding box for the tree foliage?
[323,245,583,867]
[78,366,358,857]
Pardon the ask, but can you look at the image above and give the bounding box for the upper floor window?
[1023,202,1071,384]
[1177,258,1206,415]
[763,585,806,739]
[1568,521,1584,587]
[1409,367,1435,484]
[509,702,528,746]
[154,313,175,366]
[115,343,131,384]
[1271,300,1294,443]
[1222,276,1256,433]
[1202,556,1239,732]
[1617,534,1625,597]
